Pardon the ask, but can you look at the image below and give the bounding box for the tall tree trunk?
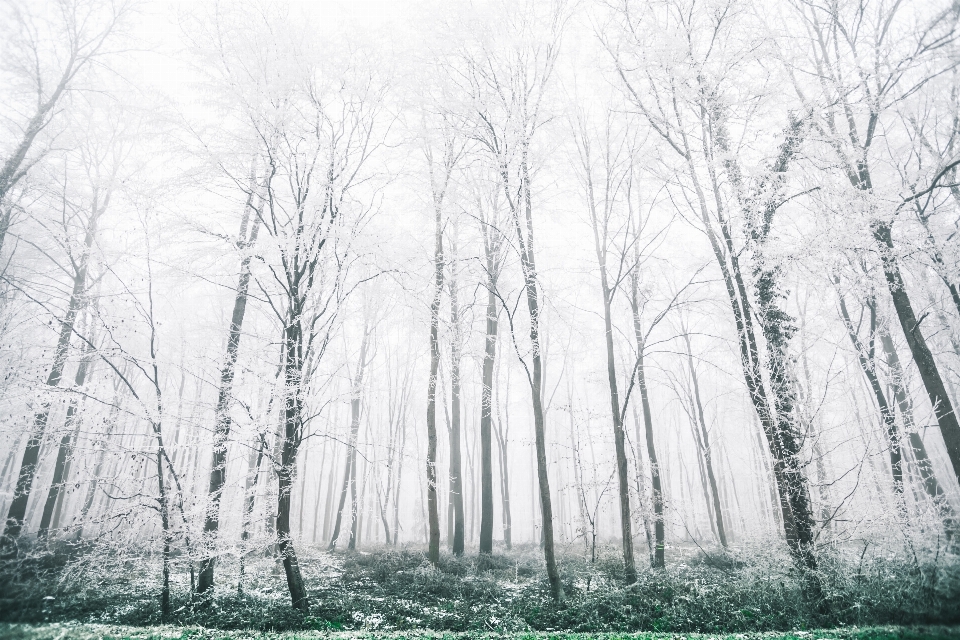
[331,328,370,550]
[495,362,512,549]
[682,333,728,547]
[198,184,260,594]
[426,194,444,565]
[479,278,498,554]
[872,221,960,490]
[277,319,309,612]
[38,332,96,539]
[630,279,665,568]
[448,238,465,556]
[511,150,563,600]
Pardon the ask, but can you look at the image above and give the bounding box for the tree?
[0,0,131,256]
[196,161,262,595]
[785,0,960,491]
[463,0,568,599]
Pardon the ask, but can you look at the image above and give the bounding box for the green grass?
[1,622,960,640]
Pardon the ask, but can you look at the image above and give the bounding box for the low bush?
[0,538,957,633]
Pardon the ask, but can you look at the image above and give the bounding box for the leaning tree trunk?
[198,188,260,594]
[512,151,563,601]
[37,334,96,539]
[2,191,104,553]
[879,325,954,520]
[630,274,666,568]
[872,220,960,490]
[682,333,728,547]
[277,317,309,612]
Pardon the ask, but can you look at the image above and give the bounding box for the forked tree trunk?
[330,328,370,550]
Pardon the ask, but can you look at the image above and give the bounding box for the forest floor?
[1,623,960,640]
[1,541,958,634]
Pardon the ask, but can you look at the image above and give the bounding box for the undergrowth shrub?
[1,536,957,633]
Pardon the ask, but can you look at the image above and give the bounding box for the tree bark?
[879,324,954,517]
[512,150,563,600]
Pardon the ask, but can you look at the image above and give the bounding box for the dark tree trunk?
[277,320,309,612]
[479,281,498,554]
[630,280,665,568]
[448,242,465,556]
[426,195,443,565]
[198,186,260,595]
[872,221,960,490]
[511,151,563,601]
[878,326,954,518]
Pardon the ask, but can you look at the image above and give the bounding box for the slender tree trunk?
[479,279,498,554]
[494,363,512,549]
[630,284,665,568]
[198,187,260,594]
[238,436,265,594]
[38,336,96,539]
[448,240,465,556]
[836,288,904,497]
[2,191,104,552]
[682,333,728,547]
[511,151,562,600]
[426,197,443,565]
[879,325,954,517]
